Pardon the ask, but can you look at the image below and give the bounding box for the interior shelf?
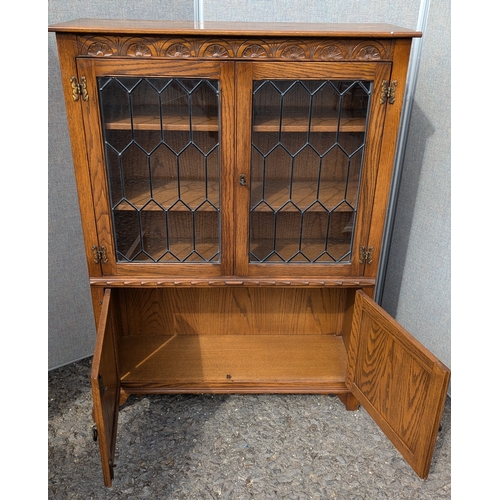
[112,179,219,211]
[104,109,365,133]
[122,241,220,262]
[119,334,348,393]
[251,180,358,211]
[250,240,351,262]
[105,107,219,131]
[110,179,357,213]
[253,110,366,133]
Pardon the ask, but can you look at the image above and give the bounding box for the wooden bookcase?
[49,19,450,487]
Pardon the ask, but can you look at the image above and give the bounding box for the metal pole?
[374,0,432,303]
[194,0,204,25]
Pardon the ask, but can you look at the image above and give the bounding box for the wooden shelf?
[251,180,358,211]
[105,107,219,132]
[119,334,348,393]
[104,109,365,133]
[125,241,220,263]
[250,239,351,263]
[112,179,356,212]
[113,179,219,211]
[253,110,366,133]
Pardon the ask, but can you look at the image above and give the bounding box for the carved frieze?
[126,42,153,57]
[351,41,386,60]
[200,41,231,58]
[78,35,392,61]
[238,43,269,59]
[86,40,114,57]
[277,42,308,60]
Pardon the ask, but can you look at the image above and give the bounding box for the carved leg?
[338,392,359,411]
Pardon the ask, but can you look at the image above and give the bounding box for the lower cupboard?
[91,285,450,486]
[103,286,355,395]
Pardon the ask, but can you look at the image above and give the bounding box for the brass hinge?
[70,76,89,102]
[92,245,108,264]
[359,246,374,265]
[380,80,397,105]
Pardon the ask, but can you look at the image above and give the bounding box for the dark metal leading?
[98,77,221,263]
[249,79,371,264]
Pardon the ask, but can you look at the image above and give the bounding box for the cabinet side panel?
[340,288,356,351]
[54,34,101,278]
[90,287,105,332]
[367,38,412,277]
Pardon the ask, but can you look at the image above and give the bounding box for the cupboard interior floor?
[119,334,348,392]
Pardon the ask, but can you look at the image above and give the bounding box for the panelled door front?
[346,291,450,479]
[234,61,392,277]
[90,289,120,488]
[77,58,236,277]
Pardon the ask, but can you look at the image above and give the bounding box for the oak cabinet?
[49,19,450,487]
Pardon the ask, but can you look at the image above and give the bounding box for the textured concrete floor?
[48,357,451,499]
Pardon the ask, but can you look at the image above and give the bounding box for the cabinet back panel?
[117,287,352,337]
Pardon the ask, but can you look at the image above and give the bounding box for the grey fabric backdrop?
[48,0,451,387]
[48,1,194,369]
[380,0,451,379]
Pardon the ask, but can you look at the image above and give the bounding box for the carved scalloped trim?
[351,41,387,60]
[78,36,393,61]
[237,40,271,59]
[276,41,309,60]
[122,37,157,57]
[199,40,233,58]
[160,38,194,58]
[313,41,349,61]
[85,37,115,57]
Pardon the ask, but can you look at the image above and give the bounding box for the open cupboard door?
[90,289,120,487]
[346,290,450,479]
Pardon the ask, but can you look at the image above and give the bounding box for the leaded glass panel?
[98,77,221,263]
[249,79,371,264]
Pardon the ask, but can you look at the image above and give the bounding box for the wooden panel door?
[76,58,235,278]
[346,291,450,478]
[90,289,120,487]
[234,61,391,278]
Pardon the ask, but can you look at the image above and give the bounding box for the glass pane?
[98,77,221,263]
[249,79,371,264]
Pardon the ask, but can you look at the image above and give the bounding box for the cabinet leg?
[119,388,130,406]
[338,393,359,411]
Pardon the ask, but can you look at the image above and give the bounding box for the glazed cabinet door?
[346,291,450,479]
[76,58,235,277]
[234,61,391,277]
[90,289,121,487]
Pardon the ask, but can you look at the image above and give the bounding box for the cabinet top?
[48,19,421,38]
